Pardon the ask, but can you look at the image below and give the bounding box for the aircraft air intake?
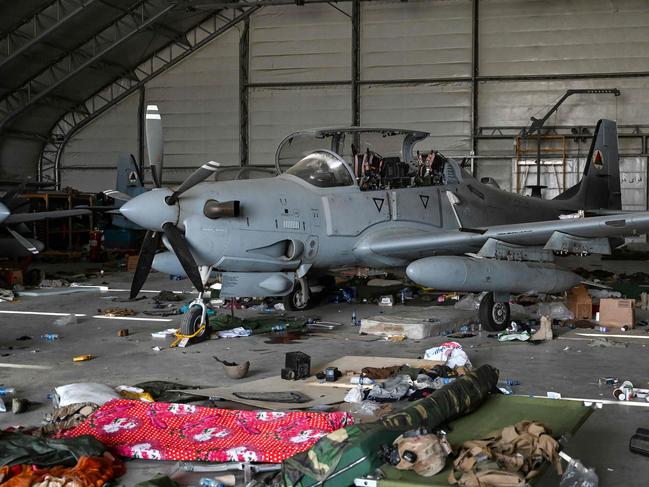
[203,200,241,219]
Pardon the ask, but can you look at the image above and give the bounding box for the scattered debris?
[97,307,138,317]
[588,338,626,348]
[151,328,178,339]
[72,354,93,362]
[53,314,77,326]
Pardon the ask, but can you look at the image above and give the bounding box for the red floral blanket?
[63,399,352,463]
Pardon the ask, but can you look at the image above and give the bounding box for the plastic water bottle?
[271,324,286,332]
[505,379,520,386]
[199,479,224,487]
[351,308,357,326]
[559,452,598,487]
[350,376,375,385]
[0,387,16,396]
[596,326,608,333]
[41,333,59,341]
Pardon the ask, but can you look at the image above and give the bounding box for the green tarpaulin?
[374,395,593,486]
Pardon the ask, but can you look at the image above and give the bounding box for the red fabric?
[63,399,352,463]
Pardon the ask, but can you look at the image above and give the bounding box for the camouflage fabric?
[278,364,499,487]
[208,314,304,335]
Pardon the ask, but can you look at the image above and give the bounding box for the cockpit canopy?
[284,150,354,188]
[275,127,429,173]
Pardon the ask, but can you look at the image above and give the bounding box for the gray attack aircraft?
[117,105,649,340]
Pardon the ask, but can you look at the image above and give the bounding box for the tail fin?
[553,119,621,210]
[115,153,144,196]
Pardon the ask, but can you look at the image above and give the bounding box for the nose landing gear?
[178,265,213,345]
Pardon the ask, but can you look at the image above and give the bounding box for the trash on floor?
[559,451,599,487]
[214,356,250,379]
[53,383,120,407]
[151,328,177,339]
[423,341,472,369]
[217,326,252,338]
[54,313,78,326]
[97,307,138,317]
[73,354,94,362]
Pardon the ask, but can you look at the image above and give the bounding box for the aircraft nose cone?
[120,188,178,231]
[0,203,9,224]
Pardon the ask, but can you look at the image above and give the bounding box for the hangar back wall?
[58,0,649,213]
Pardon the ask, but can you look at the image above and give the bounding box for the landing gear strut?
[479,292,511,332]
[283,276,311,311]
[179,266,213,344]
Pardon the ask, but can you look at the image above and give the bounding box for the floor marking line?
[92,316,173,322]
[0,363,52,370]
[0,310,86,317]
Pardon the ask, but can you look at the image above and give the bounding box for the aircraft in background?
[116,105,649,341]
[0,181,90,258]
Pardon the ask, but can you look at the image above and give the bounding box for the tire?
[180,305,209,343]
[479,292,511,332]
[283,286,310,311]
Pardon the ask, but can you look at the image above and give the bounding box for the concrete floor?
[1,260,649,486]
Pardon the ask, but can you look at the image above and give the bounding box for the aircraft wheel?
[180,305,209,343]
[283,285,310,311]
[479,292,510,332]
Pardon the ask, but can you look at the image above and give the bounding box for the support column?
[240,16,250,167]
[137,85,145,173]
[470,0,479,176]
[351,0,360,127]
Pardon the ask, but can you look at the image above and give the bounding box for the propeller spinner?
[122,104,222,298]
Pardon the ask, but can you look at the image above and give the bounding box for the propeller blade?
[6,227,39,254]
[4,208,91,224]
[145,105,164,188]
[166,161,220,205]
[162,222,204,293]
[130,230,161,299]
[103,189,132,201]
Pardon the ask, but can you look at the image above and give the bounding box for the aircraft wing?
[360,211,649,259]
[3,208,91,224]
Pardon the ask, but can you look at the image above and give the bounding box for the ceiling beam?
[0,0,175,133]
[0,0,101,71]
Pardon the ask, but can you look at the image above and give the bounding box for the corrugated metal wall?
[58,0,649,215]
[480,0,649,76]
[59,93,139,190]
[250,4,351,83]
[360,1,471,80]
[248,4,352,165]
[60,28,240,191]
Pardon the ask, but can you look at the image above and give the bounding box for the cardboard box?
[567,285,592,320]
[126,255,139,272]
[599,298,635,328]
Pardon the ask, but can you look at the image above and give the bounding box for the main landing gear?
[479,292,511,332]
[283,276,311,311]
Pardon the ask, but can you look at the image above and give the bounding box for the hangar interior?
[0,1,648,486]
